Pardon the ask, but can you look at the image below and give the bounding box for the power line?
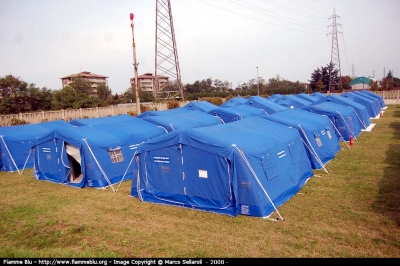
[287,0,331,16]
[341,32,351,76]
[262,0,327,22]
[230,0,326,30]
[197,0,325,35]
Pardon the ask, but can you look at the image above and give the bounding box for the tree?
[0,75,27,98]
[316,79,325,92]
[341,76,352,91]
[96,83,112,106]
[369,79,379,91]
[0,75,52,114]
[309,63,340,93]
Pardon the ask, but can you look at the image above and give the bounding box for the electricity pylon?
[154,0,184,100]
[327,9,342,92]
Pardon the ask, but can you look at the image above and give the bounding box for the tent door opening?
[65,143,82,183]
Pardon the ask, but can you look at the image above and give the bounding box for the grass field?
[0,105,399,258]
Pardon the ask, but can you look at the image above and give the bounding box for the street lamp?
[256,67,259,96]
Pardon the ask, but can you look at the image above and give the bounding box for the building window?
[108,147,124,163]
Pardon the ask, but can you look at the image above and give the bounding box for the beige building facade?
[61,71,108,96]
[130,73,169,93]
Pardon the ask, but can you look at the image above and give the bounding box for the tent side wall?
[326,95,372,129]
[133,118,314,218]
[262,110,340,170]
[137,144,237,216]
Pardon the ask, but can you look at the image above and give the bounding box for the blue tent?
[352,91,382,112]
[341,92,380,118]
[262,109,340,172]
[296,93,319,103]
[243,96,289,114]
[33,119,167,189]
[360,90,386,109]
[0,120,75,173]
[183,101,218,113]
[208,104,268,123]
[220,97,248,108]
[133,116,314,218]
[268,94,284,102]
[136,107,192,118]
[302,102,362,142]
[275,95,312,109]
[69,114,135,126]
[318,95,372,131]
[140,110,224,132]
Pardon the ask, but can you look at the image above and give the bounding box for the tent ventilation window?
[108,147,124,163]
[314,132,323,147]
[325,126,332,139]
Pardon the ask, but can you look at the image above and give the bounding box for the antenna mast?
[154,0,184,100]
[327,9,343,93]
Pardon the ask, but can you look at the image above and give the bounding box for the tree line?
[1,63,398,115]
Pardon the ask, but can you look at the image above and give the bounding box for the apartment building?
[61,71,108,96]
[130,73,169,93]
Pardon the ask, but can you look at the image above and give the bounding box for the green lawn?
[1,105,399,258]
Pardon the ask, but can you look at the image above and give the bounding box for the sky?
[1,0,399,95]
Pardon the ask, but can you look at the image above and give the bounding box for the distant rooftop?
[61,71,108,79]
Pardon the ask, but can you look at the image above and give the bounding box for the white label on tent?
[277,150,286,159]
[321,130,326,136]
[199,170,208,178]
[129,143,141,150]
[326,129,332,139]
[241,205,250,215]
[315,136,323,147]
[153,156,170,164]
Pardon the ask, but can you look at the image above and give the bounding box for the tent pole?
[0,136,21,175]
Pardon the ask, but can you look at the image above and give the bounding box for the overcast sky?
[1,0,399,94]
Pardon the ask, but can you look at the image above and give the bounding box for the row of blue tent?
[0,90,386,219]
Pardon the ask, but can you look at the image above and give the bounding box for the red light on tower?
[130,13,134,20]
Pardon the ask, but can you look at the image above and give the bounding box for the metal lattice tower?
[154,0,184,100]
[327,9,342,92]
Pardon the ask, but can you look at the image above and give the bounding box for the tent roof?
[263,108,328,132]
[244,96,289,113]
[277,95,312,108]
[0,120,74,141]
[141,110,223,131]
[136,116,301,159]
[220,97,248,107]
[183,101,218,112]
[35,119,166,148]
[304,102,354,117]
[208,104,268,119]
[296,93,319,103]
[136,107,191,118]
[268,94,284,102]
[69,114,135,126]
